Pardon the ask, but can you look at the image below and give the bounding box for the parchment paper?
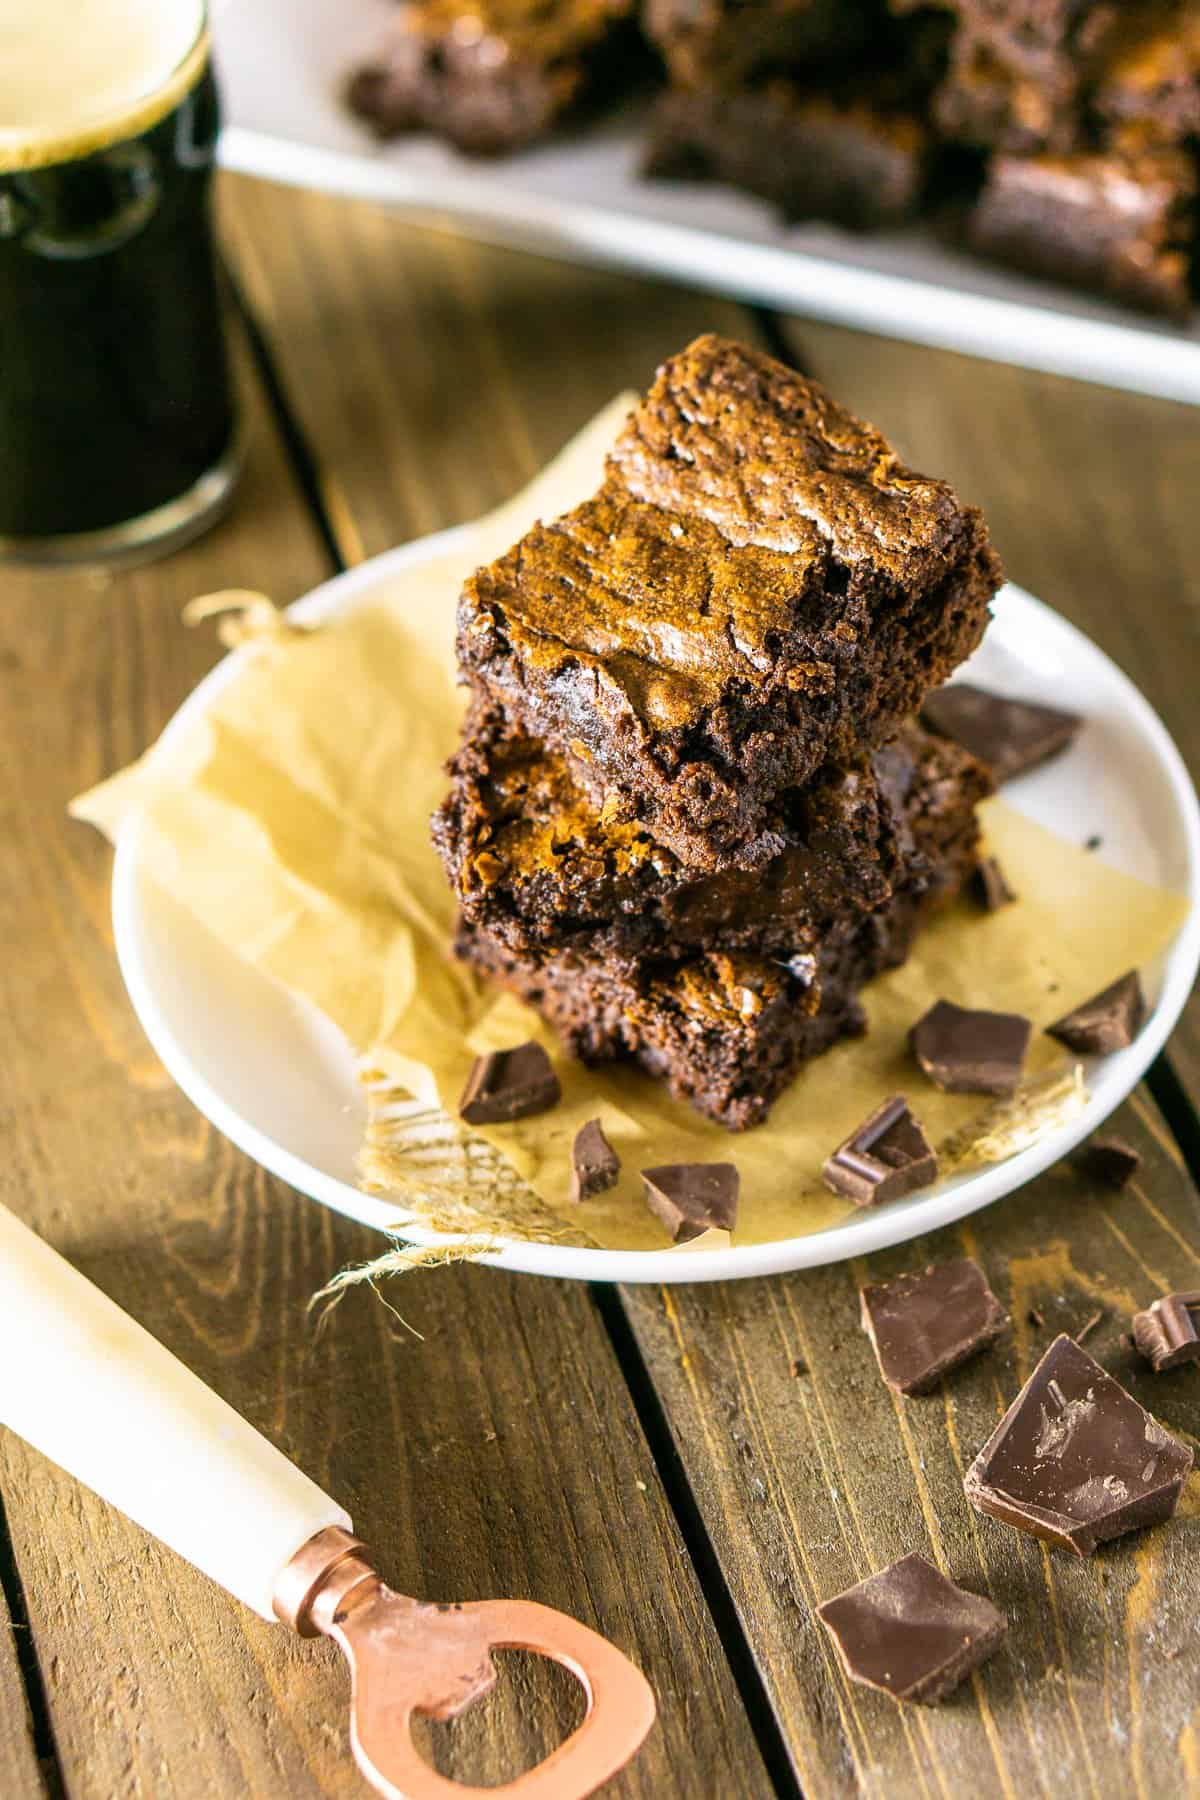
[74,398,1191,1252]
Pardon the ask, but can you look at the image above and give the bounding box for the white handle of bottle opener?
[0,1203,349,1619]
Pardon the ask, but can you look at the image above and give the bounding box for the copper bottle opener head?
[274,1526,656,1800]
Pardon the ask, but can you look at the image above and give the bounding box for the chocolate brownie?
[1092,2,1200,147]
[897,0,1123,85]
[347,0,635,156]
[434,704,991,962]
[933,31,1081,150]
[455,838,977,1129]
[457,336,1001,872]
[642,0,879,90]
[643,84,932,230]
[968,139,1196,316]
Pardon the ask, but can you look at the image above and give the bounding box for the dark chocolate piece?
[818,1553,1007,1704]
[860,1257,1009,1395]
[1071,1134,1141,1188]
[458,1042,561,1124]
[569,1118,621,1203]
[823,1096,938,1207]
[964,1333,1194,1554]
[910,999,1031,1096]
[921,683,1081,781]
[1132,1292,1200,1372]
[1047,971,1146,1055]
[971,855,1016,911]
[641,1163,739,1242]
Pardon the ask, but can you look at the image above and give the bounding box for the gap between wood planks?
[0,1484,62,1797]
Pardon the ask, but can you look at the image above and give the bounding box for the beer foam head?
[1,0,207,171]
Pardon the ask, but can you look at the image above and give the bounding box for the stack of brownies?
[433,334,1002,1129]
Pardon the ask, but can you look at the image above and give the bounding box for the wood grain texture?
[0,1573,46,1799]
[776,319,1200,1095]
[621,1094,1200,1798]
[0,276,766,1794]
[218,175,749,564]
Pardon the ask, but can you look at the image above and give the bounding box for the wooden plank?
[621,1094,1200,1797]
[0,272,767,1792]
[0,1571,46,1799]
[218,174,749,563]
[774,318,1200,1097]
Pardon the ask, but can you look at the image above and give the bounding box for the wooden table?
[2,174,1199,1799]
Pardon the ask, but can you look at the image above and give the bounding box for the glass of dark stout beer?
[1,0,239,565]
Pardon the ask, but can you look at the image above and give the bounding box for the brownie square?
[434,705,991,964]
[454,841,973,1129]
[933,30,1081,150]
[457,336,1000,872]
[968,140,1197,316]
[1092,2,1200,147]
[643,83,933,230]
[642,0,879,90]
[347,0,636,156]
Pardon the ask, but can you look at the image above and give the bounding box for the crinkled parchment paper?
[74,398,1191,1254]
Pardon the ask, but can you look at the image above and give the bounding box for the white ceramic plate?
[112,530,1200,1283]
[211,0,1200,404]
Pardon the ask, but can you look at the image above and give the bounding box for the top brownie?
[456,335,1000,871]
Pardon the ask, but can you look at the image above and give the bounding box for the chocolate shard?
[818,1554,1007,1705]
[1132,1293,1200,1373]
[569,1118,621,1204]
[1071,1135,1141,1189]
[822,1096,937,1208]
[458,1042,561,1125]
[910,999,1031,1096]
[860,1258,1009,1396]
[921,683,1081,781]
[964,1334,1194,1556]
[642,1162,739,1243]
[971,855,1016,912]
[1047,971,1146,1055]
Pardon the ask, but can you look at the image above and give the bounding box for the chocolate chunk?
[971,855,1016,911]
[1071,1135,1141,1189]
[964,1334,1194,1555]
[860,1258,1009,1396]
[569,1119,620,1203]
[642,1162,739,1243]
[1047,971,1146,1055]
[818,1554,1007,1705]
[458,1042,561,1125]
[921,683,1081,781]
[1132,1293,1200,1372]
[910,999,1031,1096]
[822,1096,937,1208]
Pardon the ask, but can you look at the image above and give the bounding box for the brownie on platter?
[454,826,979,1130]
[641,0,880,91]
[643,83,933,230]
[968,138,1197,318]
[347,0,636,156]
[456,335,1001,874]
[434,705,991,965]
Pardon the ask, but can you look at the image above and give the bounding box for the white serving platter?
[212,0,1200,404]
[111,528,1200,1284]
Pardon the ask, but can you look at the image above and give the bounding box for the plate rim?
[112,535,1200,1283]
